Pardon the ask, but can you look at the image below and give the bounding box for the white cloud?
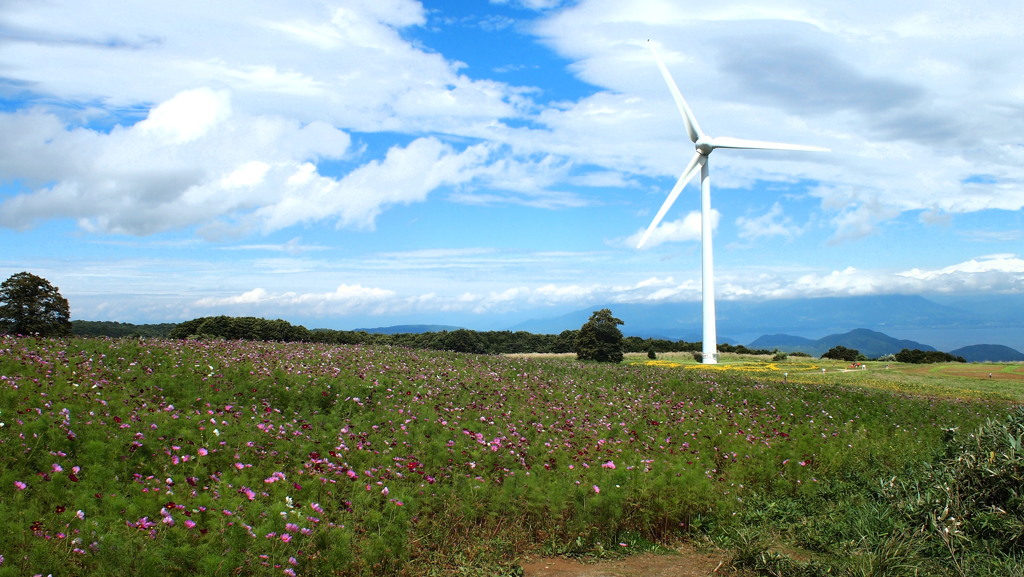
[136,88,232,144]
[736,202,799,241]
[627,210,717,249]
[245,137,494,234]
[195,283,398,315]
[0,91,353,235]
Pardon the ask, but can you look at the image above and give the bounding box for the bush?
[883,408,1024,569]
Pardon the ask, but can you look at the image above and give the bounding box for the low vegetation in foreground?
[1,336,1023,576]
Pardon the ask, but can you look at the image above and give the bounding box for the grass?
[1,336,1022,576]
[627,352,1024,403]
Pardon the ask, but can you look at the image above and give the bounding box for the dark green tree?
[574,308,624,363]
[821,345,859,362]
[0,272,72,337]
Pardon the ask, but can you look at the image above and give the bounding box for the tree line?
[161,314,713,356]
[3,272,967,364]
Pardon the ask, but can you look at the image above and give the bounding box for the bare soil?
[520,545,732,577]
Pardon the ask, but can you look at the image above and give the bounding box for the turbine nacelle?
[695,136,714,156]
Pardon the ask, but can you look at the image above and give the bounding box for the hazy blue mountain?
[353,324,463,334]
[752,329,934,358]
[510,295,983,338]
[950,344,1024,363]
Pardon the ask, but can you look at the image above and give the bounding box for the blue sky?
[1,0,1023,332]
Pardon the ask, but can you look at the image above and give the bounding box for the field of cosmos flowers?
[1,336,1019,576]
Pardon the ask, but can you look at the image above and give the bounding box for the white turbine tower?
[638,41,828,364]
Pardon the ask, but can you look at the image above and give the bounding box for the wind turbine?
[638,41,828,364]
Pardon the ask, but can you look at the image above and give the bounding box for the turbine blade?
[648,41,703,143]
[708,136,830,152]
[637,152,704,249]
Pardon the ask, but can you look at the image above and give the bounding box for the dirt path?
[520,546,731,577]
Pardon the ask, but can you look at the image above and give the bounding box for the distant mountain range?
[508,294,1024,358]
[949,344,1024,363]
[750,328,935,359]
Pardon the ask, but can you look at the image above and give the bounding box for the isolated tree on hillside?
[574,308,624,363]
[821,345,859,362]
[0,272,72,337]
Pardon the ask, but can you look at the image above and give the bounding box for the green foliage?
[821,345,860,362]
[0,272,71,337]
[72,320,177,338]
[169,315,311,342]
[894,348,967,364]
[574,308,624,363]
[718,343,773,355]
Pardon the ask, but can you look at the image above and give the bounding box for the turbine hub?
[695,136,714,156]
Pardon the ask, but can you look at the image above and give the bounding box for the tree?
[894,348,966,364]
[0,272,72,337]
[821,345,859,362]
[574,308,624,363]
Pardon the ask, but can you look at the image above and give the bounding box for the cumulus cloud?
[627,210,717,249]
[0,90,353,235]
[736,202,799,241]
[196,283,398,315]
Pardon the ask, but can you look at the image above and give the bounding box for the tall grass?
[0,336,1016,575]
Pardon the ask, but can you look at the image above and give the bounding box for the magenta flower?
[602,460,616,469]
[14,481,26,491]
[593,485,600,493]
[280,533,292,543]
[184,519,196,529]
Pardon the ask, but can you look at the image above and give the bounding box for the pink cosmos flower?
[52,464,63,473]
[198,448,208,456]
[14,481,26,491]
[602,461,616,469]
[184,519,196,529]
[280,533,292,543]
[593,485,600,494]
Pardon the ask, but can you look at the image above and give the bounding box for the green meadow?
[2,336,1022,576]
